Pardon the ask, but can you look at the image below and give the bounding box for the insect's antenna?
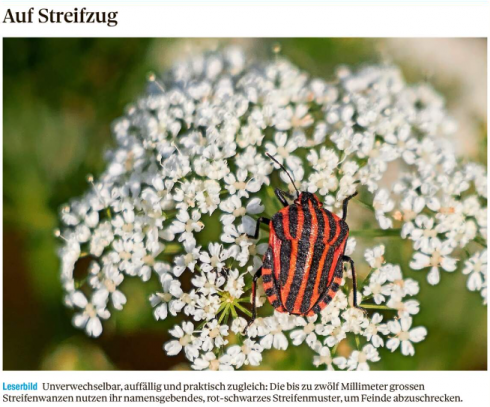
[266,153,300,196]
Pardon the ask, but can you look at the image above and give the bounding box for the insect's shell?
[261,192,349,316]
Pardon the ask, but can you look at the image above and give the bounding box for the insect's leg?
[245,267,263,332]
[342,191,358,221]
[246,217,271,239]
[343,255,366,312]
[274,188,293,208]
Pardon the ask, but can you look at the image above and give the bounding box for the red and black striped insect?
[246,153,361,329]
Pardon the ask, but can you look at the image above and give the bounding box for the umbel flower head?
[57,47,486,370]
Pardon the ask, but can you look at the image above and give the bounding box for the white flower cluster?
[162,244,426,371]
[57,47,486,370]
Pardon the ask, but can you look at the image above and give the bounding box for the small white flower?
[346,344,380,371]
[384,264,419,298]
[196,180,222,215]
[386,317,427,356]
[265,132,301,169]
[71,291,110,338]
[373,189,394,229]
[231,317,248,334]
[227,339,263,368]
[342,307,369,334]
[199,243,232,274]
[150,274,184,320]
[224,169,261,198]
[219,196,264,225]
[363,270,391,305]
[365,245,385,269]
[363,313,389,347]
[170,210,204,243]
[290,315,319,348]
[312,346,346,370]
[409,215,441,252]
[92,267,127,310]
[387,296,420,317]
[224,269,246,298]
[260,313,294,351]
[462,250,487,292]
[164,321,201,361]
[200,320,229,351]
[410,239,457,285]
[191,352,233,371]
[192,271,225,296]
[319,317,346,348]
[173,240,201,277]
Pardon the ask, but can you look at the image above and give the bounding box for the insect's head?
[266,153,300,198]
[296,191,323,207]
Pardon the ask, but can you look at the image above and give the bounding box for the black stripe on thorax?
[272,212,286,241]
[288,205,299,239]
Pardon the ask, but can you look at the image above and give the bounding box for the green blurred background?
[3,38,487,370]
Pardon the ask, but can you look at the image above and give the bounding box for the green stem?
[361,304,395,311]
[230,304,238,319]
[234,302,253,317]
[354,198,375,213]
[218,304,230,324]
[474,235,487,248]
[164,243,182,255]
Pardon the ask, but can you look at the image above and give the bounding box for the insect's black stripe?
[272,212,286,241]
[265,244,286,311]
[329,282,340,292]
[275,213,292,295]
[265,288,275,297]
[285,204,313,311]
[334,220,349,248]
[263,246,273,269]
[317,246,335,297]
[288,205,299,239]
[300,240,325,314]
[262,273,273,283]
[312,292,333,314]
[312,279,340,313]
[279,240,291,288]
[326,210,337,242]
[313,204,325,242]
[315,262,343,312]
[334,258,344,277]
[323,280,341,306]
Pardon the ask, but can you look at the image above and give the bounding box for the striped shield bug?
[246,153,362,329]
